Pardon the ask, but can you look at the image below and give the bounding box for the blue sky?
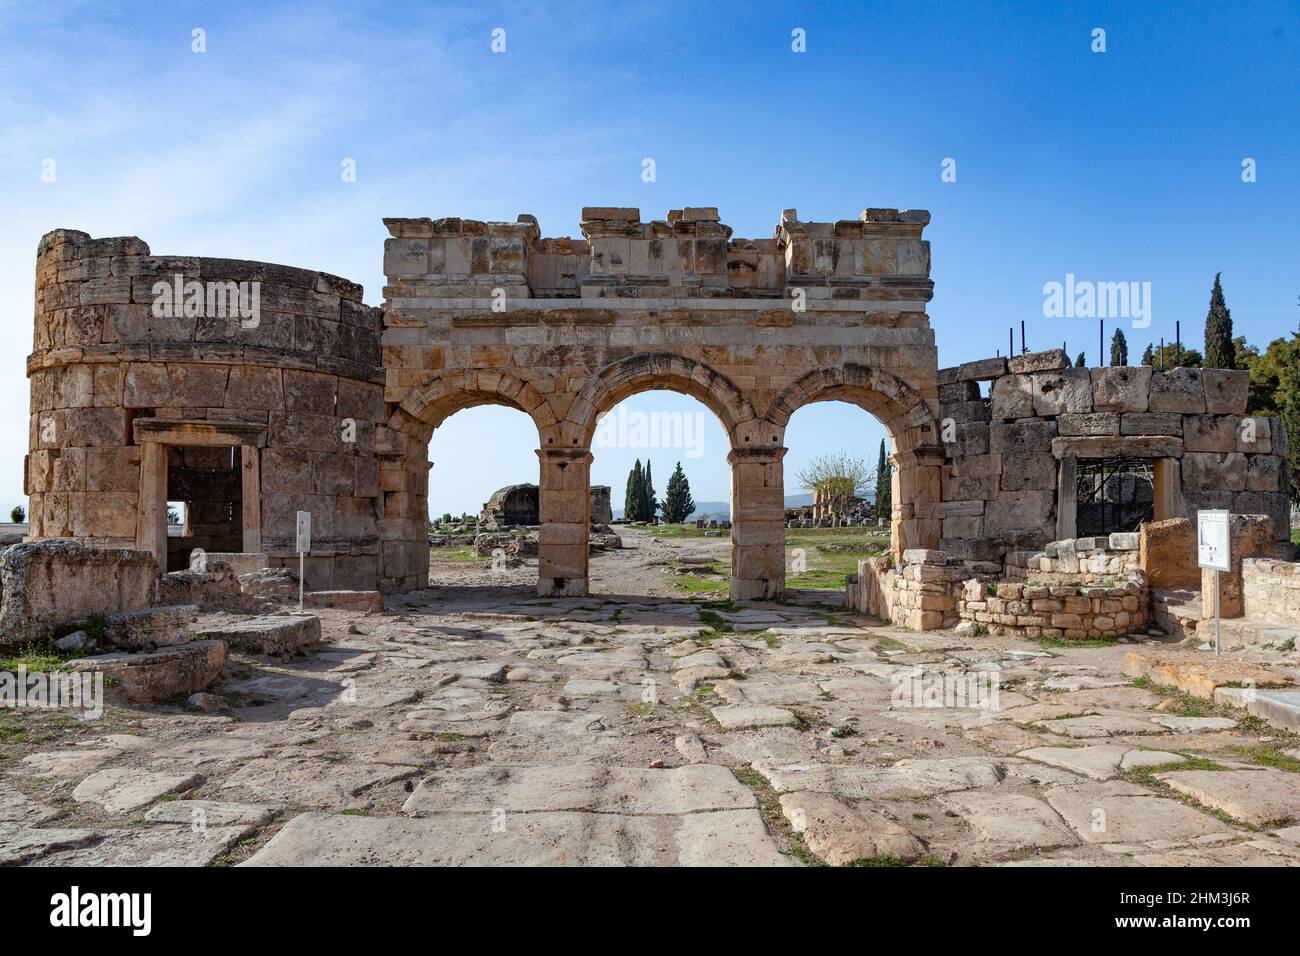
[1,0,1296,517]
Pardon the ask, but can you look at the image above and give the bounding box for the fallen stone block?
[305,590,385,613]
[68,640,228,704]
[104,604,196,651]
[72,768,204,814]
[201,614,321,656]
[0,540,158,646]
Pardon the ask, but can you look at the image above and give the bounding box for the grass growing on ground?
[0,643,86,672]
[1129,676,1214,717]
[1032,634,1120,649]
[428,546,481,563]
[785,527,890,590]
[1231,745,1300,773]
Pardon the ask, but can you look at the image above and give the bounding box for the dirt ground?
[3,527,1299,867]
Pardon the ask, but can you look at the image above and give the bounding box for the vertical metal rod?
[1099,319,1104,367]
[1020,320,1026,354]
[1214,569,1221,656]
[1009,328,1014,357]
[298,552,305,613]
[1176,321,1182,366]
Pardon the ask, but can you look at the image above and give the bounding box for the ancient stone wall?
[937,349,1291,567]
[381,206,943,598]
[26,229,385,590]
[1004,533,1140,584]
[847,550,965,630]
[1242,558,1300,627]
[958,577,1148,640]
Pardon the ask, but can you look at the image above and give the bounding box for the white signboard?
[1197,510,1230,572]
[295,511,312,554]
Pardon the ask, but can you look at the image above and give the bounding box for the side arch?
[764,364,939,450]
[387,369,553,443]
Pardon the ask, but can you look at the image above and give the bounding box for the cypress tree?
[1110,328,1128,366]
[1204,273,1237,369]
[641,460,656,521]
[661,462,696,523]
[1141,343,1154,367]
[874,439,892,524]
[1074,351,1086,367]
[624,460,643,521]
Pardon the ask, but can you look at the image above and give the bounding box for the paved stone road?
[3,533,1299,866]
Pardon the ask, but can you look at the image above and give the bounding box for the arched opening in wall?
[782,401,894,595]
[426,403,545,594]
[589,390,733,600]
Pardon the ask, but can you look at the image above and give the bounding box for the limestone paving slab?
[1043,780,1236,844]
[402,764,755,816]
[1154,769,1300,826]
[72,768,204,814]
[244,808,794,866]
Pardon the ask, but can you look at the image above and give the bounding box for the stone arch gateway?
[379,205,943,598]
[25,205,946,599]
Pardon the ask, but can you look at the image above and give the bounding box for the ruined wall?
[959,577,1148,640]
[937,349,1291,567]
[381,206,943,598]
[1242,558,1300,627]
[26,229,386,590]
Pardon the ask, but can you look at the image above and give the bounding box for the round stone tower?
[26,229,386,589]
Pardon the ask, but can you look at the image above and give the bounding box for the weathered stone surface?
[404,764,754,816]
[143,799,282,826]
[0,822,104,866]
[244,808,794,866]
[201,614,321,656]
[779,791,927,864]
[1140,517,1198,588]
[1090,366,1151,412]
[68,639,227,703]
[1149,368,1206,413]
[938,791,1078,853]
[1019,745,1184,781]
[104,604,196,651]
[1124,650,1290,699]
[303,590,385,612]
[0,541,158,645]
[1044,780,1233,843]
[72,768,204,814]
[711,704,798,730]
[1155,770,1300,826]
[1032,368,1093,415]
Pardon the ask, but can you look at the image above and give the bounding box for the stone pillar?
[538,447,592,597]
[893,444,943,560]
[136,441,167,569]
[1202,513,1275,619]
[1056,457,1078,541]
[376,424,431,592]
[730,446,787,601]
[240,445,262,553]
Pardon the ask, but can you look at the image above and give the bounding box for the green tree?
[1074,351,1086,367]
[641,460,657,521]
[660,462,696,523]
[9,505,24,523]
[1280,334,1300,503]
[874,439,892,524]
[1141,342,1155,367]
[1204,273,1237,368]
[624,460,644,521]
[1109,328,1128,366]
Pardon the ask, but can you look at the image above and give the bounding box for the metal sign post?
[1196,510,1230,657]
[295,511,312,614]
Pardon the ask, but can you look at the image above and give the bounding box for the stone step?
[68,639,227,704]
[201,614,321,656]
[1215,686,1300,734]
[1123,648,1292,699]
[103,604,197,651]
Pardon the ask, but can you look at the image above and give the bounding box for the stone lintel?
[1051,435,1182,460]
[133,418,268,449]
